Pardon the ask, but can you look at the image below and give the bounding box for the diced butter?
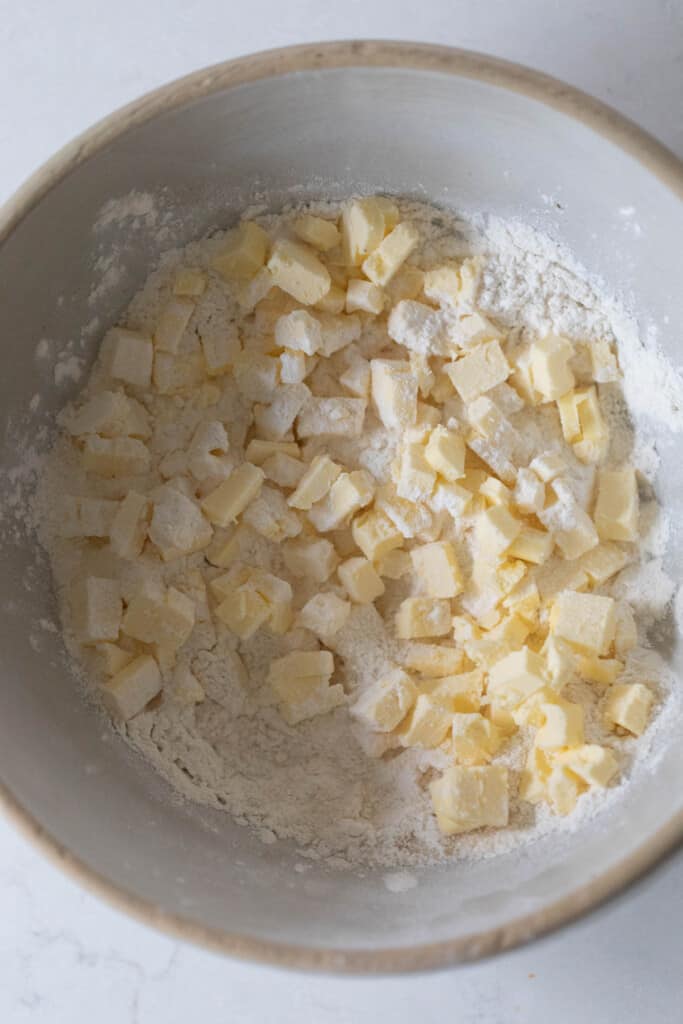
[370,359,418,430]
[173,268,206,297]
[555,744,618,787]
[487,646,547,708]
[288,454,341,510]
[254,383,311,441]
[528,333,575,400]
[594,468,639,542]
[338,556,385,604]
[97,642,134,676]
[82,436,151,478]
[604,682,653,736]
[280,349,311,384]
[298,592,351,639]
[402,644,464,677]
[243,484,302,541]
[362,222,420,286]
[579,656,623,685]
[557,386,609,463]
[341,197,392,266]
[395,597,452,639]
[424,425,465,481]
[535,699,585,749]
[346,279,385,315]
[580,543,629,585]
[245,439,300,465]
[262,452,306,488]
[66,390,151,440]
[292,214,340,252]
[308,470,375,531]
[550,591,616,655]
[396,443,436,502]
[101,655,162,721]
[451,713,500,765]
[283,537,339,582]
[267,239,331,305]
[514,467,545,514]
[71,577,122,645]
[429,765,509,835]
[352,507,403,562]
[446,340,510,403]
[154,297,195,354]
[122,583,195,650]
[201,464,265,526]
[475,504,521,560]
[508,526,554,564]
[212,221,269,280]
[351,668,418,731]
[105,327,154,389]
[410,540,463,598]
[274,309,322,355]
[268,650,334,703]
[399,692,452,748]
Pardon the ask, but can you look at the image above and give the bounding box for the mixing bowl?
[1,41,682,972]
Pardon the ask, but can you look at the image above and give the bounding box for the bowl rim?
[1,39,682,974]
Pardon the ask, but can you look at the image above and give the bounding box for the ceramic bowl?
[1,41,682,972]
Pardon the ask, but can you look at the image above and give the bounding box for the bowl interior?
[1,56,682,967]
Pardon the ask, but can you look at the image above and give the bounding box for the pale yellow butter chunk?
[71,577,122,645]
[274,309,322,355]
[535,700,584,749]
[122,584,194,652]
[254,383,311,440]
[215,587,271,639]
[82,435,151,478]
[402,644,464,677]
[288,454,341,510]
[66,390,150,440]
[104,327,154,389]
[296,397,366,438]
[283,537,339,582]
[212,221,269,281]
[451,713,500,765]
[351,668,418,731]
[514,467,545,514]
[370,359,418,430]
[262,452,306,488]
[298,592,351,640]
[101,655,162,721]
[148,487,212,561]
[508,525,554,565]
[245,439,300,465]
[555,744,619,788]
[339,352,371,397]
[580,543,629,585]
[153,350,205,395]
[604,682,653,736]
[545,764,584,815]
[399,692,452,748]
[475,504,521,560]
[352,508,403,562]
[541,635,576,691]
[316,283,350,315]
[154,297,195,354]
[267,239,331,305]
[594,468,639,542]
[173,267,206,297]
[528,333,575,400]
[346,278,385,315]
[243,485,302,541]
[446,339,511,403]
[550,590,616,656]
[530,451,566,482]
[362,221,420,286]
[109,491,149,558]
[338,556,385,604]
[309,471,375,531]
[579,656,623,685]
[410,541,463,598]
[557,385,609,463]
[199,322,240,376]
[420,669,484,713]
[268,649,334,703]
[429,765,509,835]
[97,642,134,676]
[201,463,264,527]
[424,425,465,481]
[479,476,512,506]
[236,264,274,313]
[279,349,310,384]
[341,196,396,266]
[396,443,436,502]
[487,646,547,709]
[395,597,452,639]
[292,214,340,252]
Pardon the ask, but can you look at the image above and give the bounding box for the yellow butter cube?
[604,682,653,736]
[351,668,418,731]
[268,650,334,704]
[541,635,575,691]
[395,597,452,639]
[71,577,122,645]
[557,386,609,463]
[292,214,340,252]
[298,592,351,639]
[352,507,404,562]
[101,655,162,721]
[104,327,154,389]
[341,196,393,266]
[346,279,385,315]
[519,746,552,804]
[274,309,323,355]
[530,450,566,482]
[424,425,465,481]
[370,358,418,429]
[550,590,616,655]
[362,221,420,286]
[579,656,623,685]
[402,644,464,677]
[97,642,134,676]
[108,491,149,559]
[122,584,195,650]
[154,297,195,354]
[83,435,151,478]
[508,525,554,564]
[410,541,463,598]
[267,239,331,305]
[201,463,264,527]
[338,557,385,604]
[429,765,509,835]
[288,455,341,510]
[528,333,575,400]
[555,744,618,787]
[580,543,629,585]
[479,476,512,506]
[309,470,376,532]
[488,646,547,708]
[546,764,584,815]
[399,692,452,748]
[262,452,306,488]
[475,504,521,560]
[594,468,639,542]
[243,485,302,542]
[215,587,271,638]
[339,353,371,397]
[446,339,510,403]
[212,221,269,280]
[283,537,339,582]
[396,443,436,502]
[419,669,484,713]
[535,700,584,749]
[245,439,300,465]
[451,713,500,765]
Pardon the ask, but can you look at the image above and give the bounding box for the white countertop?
[1,1,682,1020]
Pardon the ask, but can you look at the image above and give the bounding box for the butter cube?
[580,543,629,585]
[488,647,547,708]
[105,327,154,389]
[451,713,500,765]
[267,239,331,305]
[201,463,264,527]
[154,297,195,354]
[83,436,151,478]
[362,221,419,286]
[557,386,609,463]
[410,541,463,598]
[153,351,205,395]
[149,487,212,561]
[594,469,639,542]
[212,221,269,280]
[316,283,350,315]
[419,669,483,713]
[298,592,351,639]
[396,443,436,502]
[292,214,340,252]
[268,650,334,704]
[243,485,302,541]
[296,397,366,438]
[542,635,575,691]
[458,312,502,346]
[101,655,162,721]
[530,451,566,482]
[341,197,392,266]
[370,359,418,430]
[351,668,418,731]
[377,549,412,579]
[346,279,385,315]
[550,591,616,655]
[424,425,465,481]
[511,687,561,728]
[604,683,653,736]
[422,263,460,306]
[519,747,552,804]
[97,642,134,676]
[174,268,206,297]
[288,454,341,509]
[338,557,385,604]
[446,340,510,403]
[199,322,240,376]
[528,333,575,400]
[399,692,452,748]
[480,476,512,506]
[502,577,541,623]
[215,586,271,639]
[514,467,545,514]
[309,470,375,531]
[236,265,274,313]
[71,577,122,644]
[262,452,306,488]
[429,765,509,835]
[429,481,472,519]
[279,349,310,384]
[254,383,310,440]
[395,597,452,639]
[535,700,585,749]
[245,439,300,465]
[274,309,322,355]
[66,390,151,440]
[579,656,623,685]
[283,537,339,582]
[402,644,464,677]
[555,744,618,787]
[352,508,403,562]
[475,505,521,560]
[108,492,149,558]
[546,765,583,815]
[508,526,554,564]
[376,485,433,539]
[122,584,195,650]
[339,353,371,398]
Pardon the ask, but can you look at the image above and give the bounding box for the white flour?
[11,196,683,869]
